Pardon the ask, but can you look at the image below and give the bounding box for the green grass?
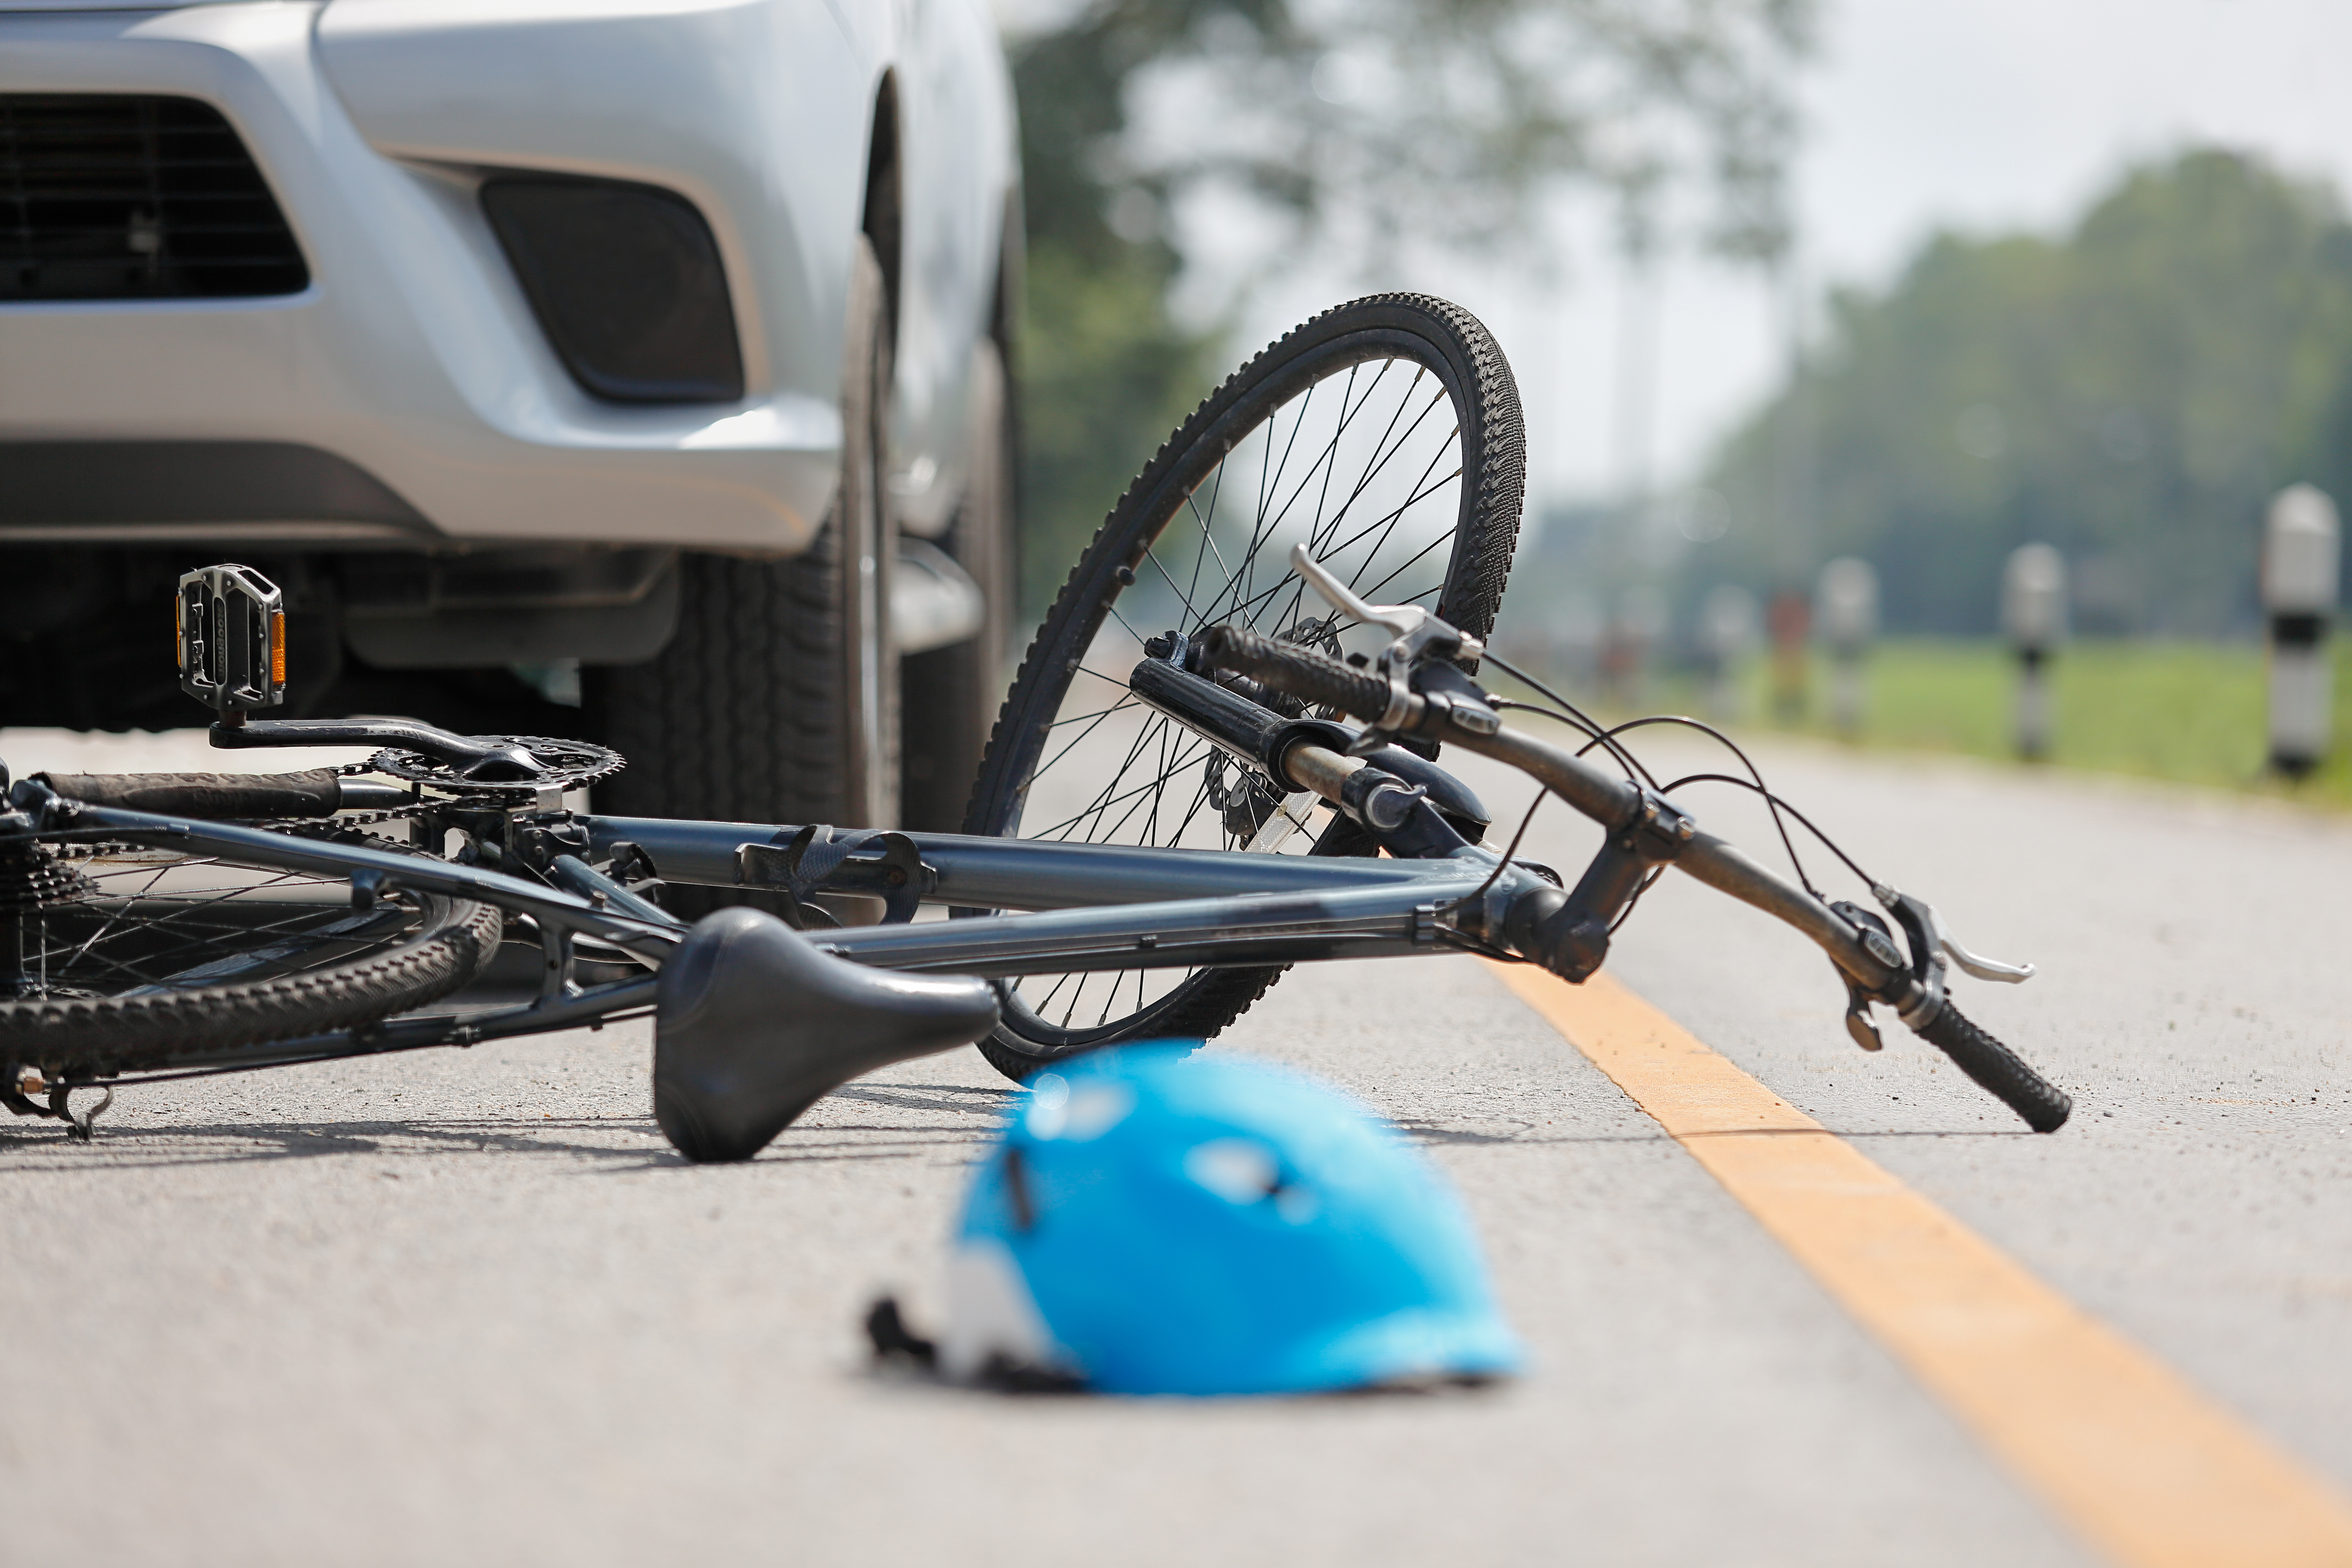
[1508,638,2352,806]
[1757,639,2352,802]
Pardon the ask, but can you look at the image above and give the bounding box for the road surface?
[1,726,2346,1566]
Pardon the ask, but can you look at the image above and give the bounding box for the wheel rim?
[0,844,434,1007]
[991,339,1477,1050]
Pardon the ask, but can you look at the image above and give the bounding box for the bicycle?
[0,295,2068,1159]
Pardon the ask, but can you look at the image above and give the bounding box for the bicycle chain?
[199,762,441,841]
[39,756,596,857]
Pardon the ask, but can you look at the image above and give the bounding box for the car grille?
[1,94,309,301]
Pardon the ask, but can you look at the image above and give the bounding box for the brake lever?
[1290,544,1483,667]
[1873,884,2035,984]
[1292,544,1489,750]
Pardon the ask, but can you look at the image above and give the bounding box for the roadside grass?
[1499,638,2352,808]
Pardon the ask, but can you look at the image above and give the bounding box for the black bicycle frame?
[39,795,1543,1083]
[18,648,1554,1086]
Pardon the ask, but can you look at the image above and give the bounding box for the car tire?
[900,335,1015,831]
[586,236,899,903]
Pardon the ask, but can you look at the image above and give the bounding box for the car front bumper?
[0,0,862,555]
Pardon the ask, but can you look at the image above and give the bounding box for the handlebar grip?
[1913,1001,2071,1132]
[1196,625,1394,724]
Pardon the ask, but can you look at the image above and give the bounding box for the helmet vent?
[1184,1138,1283,1205]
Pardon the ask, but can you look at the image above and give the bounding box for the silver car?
[0,0,1022,834]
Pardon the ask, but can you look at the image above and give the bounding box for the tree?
[1697,150,2352,636]
[1009,0,1815,610]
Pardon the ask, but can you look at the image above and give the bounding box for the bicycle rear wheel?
[963,294,1524,1080]
[0,837,501,1082]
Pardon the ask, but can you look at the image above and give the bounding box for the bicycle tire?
[0,845,503,1080]
[963,294,1524,1081]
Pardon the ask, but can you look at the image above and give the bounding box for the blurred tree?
[1009,0,1815,611]
[1697,150,2352,637]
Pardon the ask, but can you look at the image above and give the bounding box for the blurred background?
[998,0,2352,798]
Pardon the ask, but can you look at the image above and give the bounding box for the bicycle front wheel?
[964,294,1524,1080]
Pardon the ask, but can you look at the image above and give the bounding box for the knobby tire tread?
[2,895,504,1078]
[590,242,895,916]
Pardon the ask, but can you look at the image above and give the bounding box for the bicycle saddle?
[653,907,1001,1163]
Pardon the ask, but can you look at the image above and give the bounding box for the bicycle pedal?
[177,564,287,722]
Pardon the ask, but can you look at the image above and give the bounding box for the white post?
[2002,544,2067,760]
[1608,586,1668,709]
[1815,558,1878,737]
[1699,586,1760,722]
[1768,591,1810,720]
[2263,484,2340,777]
[1552,591,1604,694]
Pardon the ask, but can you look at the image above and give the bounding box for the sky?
[1500,0,2352,513]
[1015,0,2352,519]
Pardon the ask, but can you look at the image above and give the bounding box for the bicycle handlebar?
[1198,621,2073,1132]
[1911,999,2071,1132]
[33,770,403,820]
[1195,625,1398,724]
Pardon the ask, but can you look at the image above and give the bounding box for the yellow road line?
[1490,961,2352,1568]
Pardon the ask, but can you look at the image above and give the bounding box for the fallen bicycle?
[0,296,2066,1156]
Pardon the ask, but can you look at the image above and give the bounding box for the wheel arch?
[861,69,903,334]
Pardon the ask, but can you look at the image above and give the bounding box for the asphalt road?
[2,726,2346,1566]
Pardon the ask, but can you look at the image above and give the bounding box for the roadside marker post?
[1815,558,1878,738]
[1604,585,1667,710]
[1699,585,1760,722]
[1550,590,1604,695]
[1768,590,1810,721]
[2002,544,2067,761]
[2262,484,2339,779]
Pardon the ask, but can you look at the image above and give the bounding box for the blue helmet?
[938,1045,1521,1396]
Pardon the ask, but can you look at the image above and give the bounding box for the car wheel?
[586,236,899,904]
[900,336,1014,832]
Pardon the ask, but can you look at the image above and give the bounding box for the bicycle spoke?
[994,326,1493,1053]
[1195,363,1399,633]
[1216,447,1455,637]
[1032,718,1132,791]
[0,833,448,1029]
[1045,699,1141,732]
[1028,714,1182,841]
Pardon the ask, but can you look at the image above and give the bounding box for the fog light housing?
[482,175,745,404]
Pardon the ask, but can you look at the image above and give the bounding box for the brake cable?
[1477,649,1658,790]
[1433,782,1552,932]
[1426,647,1882,935]
[1487,690,1829,902]
[1651,772,1884,891]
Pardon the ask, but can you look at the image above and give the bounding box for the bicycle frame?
[38,796,1548,1086]
[12,532,2070,1138]
[20,643,2069,1139]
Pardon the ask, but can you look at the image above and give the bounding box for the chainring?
[367,736,624,798]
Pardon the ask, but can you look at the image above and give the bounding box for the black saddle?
[653,907,1000,1163]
